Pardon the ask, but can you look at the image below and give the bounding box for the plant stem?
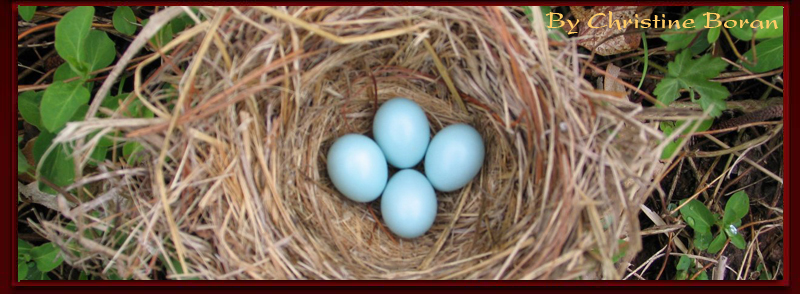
[636,31,649,92]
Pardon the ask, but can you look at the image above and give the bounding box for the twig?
[18,181,74,212]
[687,121,781,137]
[714,256,728,280]
[690,261,715,280]
[720,57,783,93]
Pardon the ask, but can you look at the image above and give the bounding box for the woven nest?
[41,6,668,280]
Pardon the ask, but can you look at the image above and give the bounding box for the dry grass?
[34,6,673,280]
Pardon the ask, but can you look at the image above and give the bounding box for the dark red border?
[6,1,795,291]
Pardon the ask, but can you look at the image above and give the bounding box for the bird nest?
[40,6,667,280]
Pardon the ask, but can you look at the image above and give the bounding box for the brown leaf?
[569,6,653,56]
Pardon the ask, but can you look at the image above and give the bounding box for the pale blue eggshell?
[373,97,430,169]
[381,169,437,239]
[327,134,388,202]
[424,124,484,192]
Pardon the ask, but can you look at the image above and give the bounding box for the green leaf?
[170,17,187,34]
[40,80,90,132]
[19,6,36,22]
[157,23,174,47]
[675,270,688,280]
[87,131,113,166]
[707,26,721,44]
[81,30,116,73]
[707,7,732,43]
[167,8,200,35]
[25,262,50,280]
[729,229,747,249]
[79,271,89,280]
[754,6,783,39]
[692,79,729,116]
[113,6,137,35]
[708,232,728,254]
[680,199,716,232]
[142,19,174,48]
[33,131,76,194]
[654,77,681,106]
[757,263,773,280]
[71,104,89,122]
[53,63,79,82]
[716,6,734,16]
[723,191,750,225]
[18,91,43,129]
[654,50,730,117]
[696,270,709,280]
[676,255,692,271]
[689,30,712,55]
[660,7,710,51]
[659,119,713,159]
[18,141,32,174]
[740,37,784,73]
[18,261,29,282]
[723,223,746,249]
[694,229,713,250]
[108,270,125,280]
[18,238,34,262]
[171,14,191,34]
[729,9,756,41]
[55,6,94,76]
[123,141,144,164]
[30,243,64,272]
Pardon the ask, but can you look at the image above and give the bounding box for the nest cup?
[44,6,665,280]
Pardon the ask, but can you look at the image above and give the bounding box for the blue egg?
[373,97,430,169]
[381,169,437,239]
[424,124,484,192]
[327,134,388,202]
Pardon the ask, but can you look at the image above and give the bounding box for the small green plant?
[655,6,783,159]
[17,6,202,281]
[655,50,729,118]
[660,7,782,52]
[18,239,63,281]
[674,255,709,280]
[655,49,727,159]
[679,191,750,254]
[18,6,117,194]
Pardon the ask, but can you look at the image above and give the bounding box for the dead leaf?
[603,63,628,99]
[570,6,653,56]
